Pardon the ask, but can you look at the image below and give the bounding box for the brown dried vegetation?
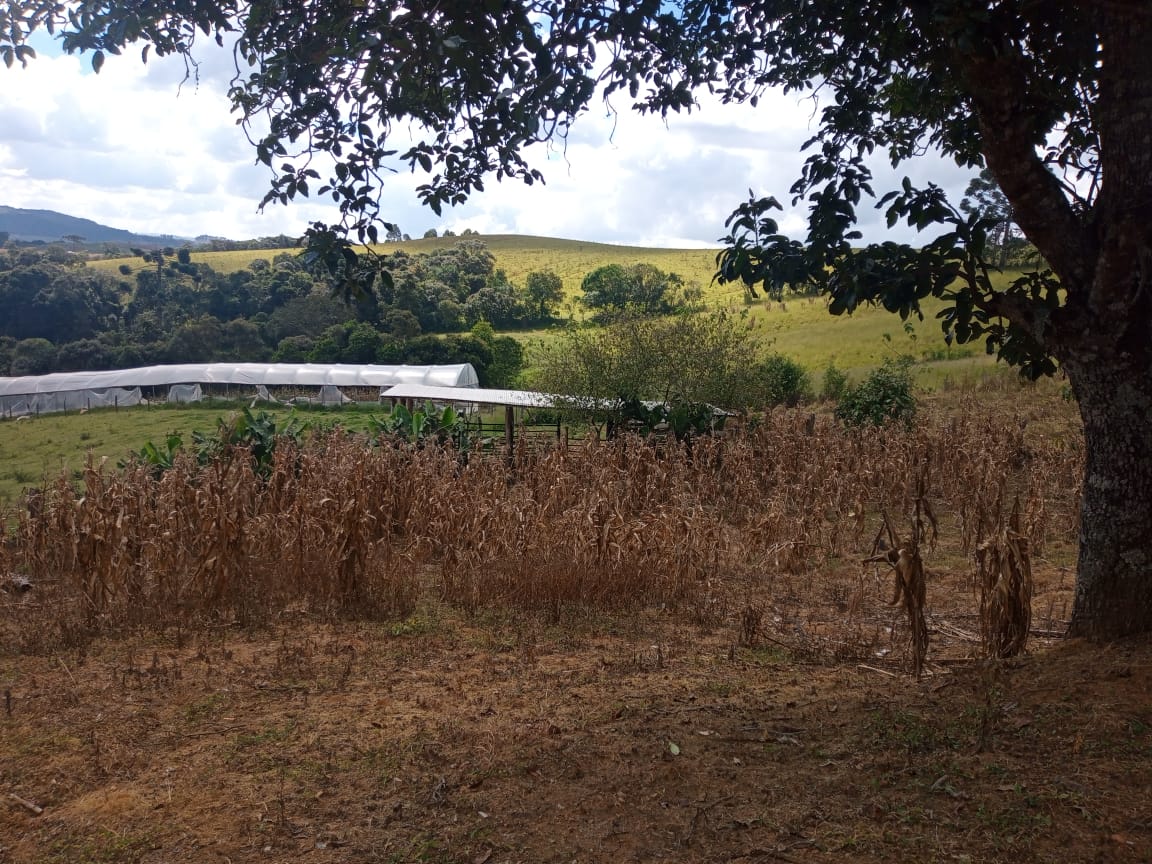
[2,403,1082,670]
[5,398,1151,864]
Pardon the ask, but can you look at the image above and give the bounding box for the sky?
[0,36,977,248]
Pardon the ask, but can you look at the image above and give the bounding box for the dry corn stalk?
[865,510,929,678]
[0,406,1079,653]
[975,495,1033,658]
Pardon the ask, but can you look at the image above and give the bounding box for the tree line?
[0,239,574,388]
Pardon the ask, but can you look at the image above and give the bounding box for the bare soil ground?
[2,562,1149,864]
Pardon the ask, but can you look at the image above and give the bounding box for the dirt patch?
[2,592,1149,864]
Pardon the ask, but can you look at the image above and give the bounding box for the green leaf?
[91,50,105,73]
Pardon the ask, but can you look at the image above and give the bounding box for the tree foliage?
[2,1,1119,372]
[834,357,917,428]
[0,241,523,384]
[755,354,812,409]
[959,169,1025,270]
[524,269,565,321]
[580,263,694,320]
[532,308,765,413]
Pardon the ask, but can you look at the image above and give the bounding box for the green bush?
[835,357,917,427]
[757,354,812,407]
[821,362,848,402]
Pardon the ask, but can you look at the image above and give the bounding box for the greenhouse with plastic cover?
[0,363,479,417]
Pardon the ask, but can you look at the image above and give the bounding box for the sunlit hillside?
[90,234,741,304]
[89,233,1020,379]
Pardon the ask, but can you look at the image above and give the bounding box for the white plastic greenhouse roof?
[0,363,479,396]
[382,383,560,408]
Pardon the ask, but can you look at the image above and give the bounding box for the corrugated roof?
[381,384,735,416]
[381,383,562,408]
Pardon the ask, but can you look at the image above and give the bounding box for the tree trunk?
[1064,349,1152,639]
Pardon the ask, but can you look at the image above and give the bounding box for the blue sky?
[0,38,975,246]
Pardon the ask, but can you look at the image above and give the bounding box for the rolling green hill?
[89,233,1008,373]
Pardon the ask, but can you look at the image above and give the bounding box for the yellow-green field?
[515,291,996,385]
[89,234,742,304]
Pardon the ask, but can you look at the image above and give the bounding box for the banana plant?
[130,432,184,476]
[193,408,306,476]
[371,402,469,447]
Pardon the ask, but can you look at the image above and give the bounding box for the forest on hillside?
[0,239,569,387]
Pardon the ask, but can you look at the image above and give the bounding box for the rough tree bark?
[1063,348,1152,639]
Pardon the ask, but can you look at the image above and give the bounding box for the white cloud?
[0,41,976,247]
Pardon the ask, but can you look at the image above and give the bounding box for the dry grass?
[1,404,1083,675]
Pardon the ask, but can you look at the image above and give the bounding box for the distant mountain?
[0,205,187,246]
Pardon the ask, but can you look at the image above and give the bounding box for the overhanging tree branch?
[956,47,1095,296]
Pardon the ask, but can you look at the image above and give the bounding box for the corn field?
[0,407,1082,670]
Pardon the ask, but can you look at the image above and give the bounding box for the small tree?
[579,264,632,315]
[464,320,527,388]
[524,270,564,321]
[835,357,917,428]
[381,308,422,339]
[533,308,762,414]
[10,338,58,376]
[580,263,690,320]
[755,355,812,408]
[273,335,314,362]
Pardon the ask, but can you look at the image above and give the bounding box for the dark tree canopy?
[959,169,1019,269]
[524,269,565,320]
[6,0,1152,638]
[580,263,691,319]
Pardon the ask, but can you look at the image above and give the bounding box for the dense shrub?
[835,357,917,427]
[821,362,848,402]
[756,354,812,407]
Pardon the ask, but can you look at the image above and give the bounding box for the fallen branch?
[856,663,899,678]
[8,793,44,815]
